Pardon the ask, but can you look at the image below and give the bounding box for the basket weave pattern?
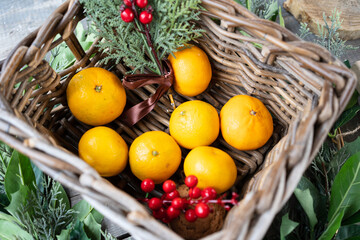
[0,0,357,239]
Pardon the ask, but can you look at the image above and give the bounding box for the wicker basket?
[0,0,357,239]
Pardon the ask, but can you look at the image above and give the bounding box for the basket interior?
[0,0,356,239]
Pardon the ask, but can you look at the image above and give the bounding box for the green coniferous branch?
[80,0,203,75]
[0,141,13,185]
[14,176,75,240]
[298,9,358,59]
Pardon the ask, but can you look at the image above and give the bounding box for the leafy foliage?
[267,137,360,240]
[235,0,283,22]
[48,22,97,72]
[80,0,203,75]
[0,141,13,185]
[0,148,117,240]
[280,213,299,240]
[298,10,358,59]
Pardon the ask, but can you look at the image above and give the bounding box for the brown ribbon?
[121,60,174,126]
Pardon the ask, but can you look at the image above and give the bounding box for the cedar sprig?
[80,0,203,75]
[0,141,13,185]
[298,9,358,59]
[14,176,75,240]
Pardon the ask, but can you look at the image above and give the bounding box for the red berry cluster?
[120,0,153,24]
[140,176,239,223]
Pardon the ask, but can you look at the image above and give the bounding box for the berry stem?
[130,1,163,75]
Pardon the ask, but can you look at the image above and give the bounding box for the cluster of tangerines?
[66,37,273,222]
[139,176,239,223]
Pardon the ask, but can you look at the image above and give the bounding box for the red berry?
[153,207,166,219]
[185,209,197,222]
[121,8,135,23]
[189,187,202,199]
[171,198,185,209]
[124,0,132,7]
[224,205,231,211]
[139,11,153,24]
[185,175,198,188]
[167,206,180,219]
[148,198,162,210]
[136,0,148,8]
[166,190,180,200]
[201,187,217,200]
[195,203,210,218]
[162,216,171,223]
[163,180,176,193]
[141,179,155,192]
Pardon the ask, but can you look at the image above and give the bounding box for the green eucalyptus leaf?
[5,185,30,217]
[83,213,102,240]
[333,105,360,131]
[342,210,360,226]
[294,188,318,231]
[0,218,33,240]
[280,213,299,240]
[336,224,360,240]
[319,210,345,240]
[328,151,360,223]
[4,151,36,200]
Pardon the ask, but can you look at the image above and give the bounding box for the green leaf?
[296,177,327,224]
[0,211,23,226]
[319,210,345,240]
[336,224,360,240]
[31,162,44,192]
[91,208,104,224]
[280,213,299,240]
[5,185,29,218]
[4,151,36,200]
[69,220,91,240]
[342,210,360,226]
[344,60,351,68]
[345,91,359,110]
[0,218,33,240]
[246,0,251,10]
[294,188,318,231]
[328,151,360,223]
[57,228,72,240]
[83,213,102,240]
[72,200,94,221]
[333,105,360,131]
[279,6,285,27]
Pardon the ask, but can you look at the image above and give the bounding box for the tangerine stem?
[152,150,159,156]
[250,110,257,116]
[95,85,102,92]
